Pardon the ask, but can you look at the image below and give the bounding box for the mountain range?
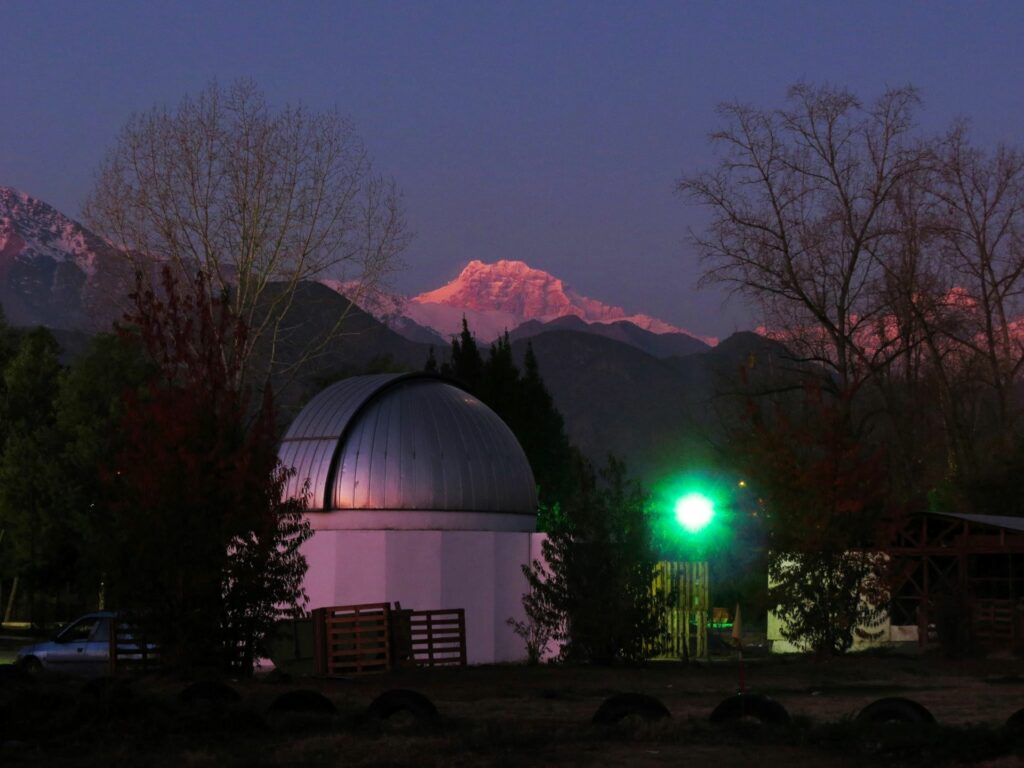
[0,186,773,484]
[335,258,717,350]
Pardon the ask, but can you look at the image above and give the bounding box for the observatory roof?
[279,373,537,515]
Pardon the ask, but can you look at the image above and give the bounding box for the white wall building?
[278,373,544,664]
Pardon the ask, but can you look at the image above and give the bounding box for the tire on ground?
[855,697,935,726]
[1005,708,1024,733]
[366,689,439,726]
[268,689,337,715]
[709,693,790,726]
[591,693,671,725]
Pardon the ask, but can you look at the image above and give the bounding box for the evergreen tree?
[522,454,663,663]
[0,328,66,620]
[480,332,519,414]
[56,333,155,600]
[517,342,572,509]
[444,317,483,392]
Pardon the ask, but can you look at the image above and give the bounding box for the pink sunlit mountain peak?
[407,259,715,344]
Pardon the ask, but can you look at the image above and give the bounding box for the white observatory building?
[278,373,543,664]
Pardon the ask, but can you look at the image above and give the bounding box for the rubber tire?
[591,693,671,725]
[855,697,935,726]
[366,689,439,726]
[178,679,241,705]
[709,693,790,726]
[268,689,337,715]
[1004,708,1024,734]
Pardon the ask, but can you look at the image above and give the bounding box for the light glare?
[674,493,714,532]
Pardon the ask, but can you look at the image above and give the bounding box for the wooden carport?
[887,512,1024,652]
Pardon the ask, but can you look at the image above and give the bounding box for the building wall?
[300,525,548,664]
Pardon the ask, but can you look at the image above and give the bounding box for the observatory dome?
[278,374,537,528]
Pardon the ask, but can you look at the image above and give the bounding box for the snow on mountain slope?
[0,186,130,330]
[410,259,715,343]
[0,188,120,277]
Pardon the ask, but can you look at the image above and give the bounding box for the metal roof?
[932,511,1024,533]
[279,373,537,515]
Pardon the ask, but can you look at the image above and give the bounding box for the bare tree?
[682,84,1024,506]
[931,126,1024,454]
[679,84,926,393]
[84,79,408,388]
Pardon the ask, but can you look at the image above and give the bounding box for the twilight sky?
[2,1,1023,339]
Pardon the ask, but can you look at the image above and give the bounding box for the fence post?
[312,608,326,676]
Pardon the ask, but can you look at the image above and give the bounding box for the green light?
[674,493,714,533]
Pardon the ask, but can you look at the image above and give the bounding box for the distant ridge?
[509,315,710,358]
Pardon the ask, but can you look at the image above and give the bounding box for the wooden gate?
[648,560,709,660]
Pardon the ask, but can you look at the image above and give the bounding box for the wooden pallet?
[313,603,392,676]
[406,609,466,667]
[973,599,1016,647]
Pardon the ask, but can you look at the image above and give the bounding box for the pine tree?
[0,329,66,621]
[446,317,483,392]
[522,454,663,663]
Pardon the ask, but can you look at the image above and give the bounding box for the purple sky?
[3,1,1023,339]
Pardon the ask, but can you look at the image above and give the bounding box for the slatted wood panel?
[647,561,709,660]
[313,603,392,676]
[407,609,466,666]
[108,619,159,674]
[973,599,1016,647]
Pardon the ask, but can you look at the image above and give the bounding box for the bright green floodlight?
[674,493,715,533]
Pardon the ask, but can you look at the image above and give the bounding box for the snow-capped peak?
[0,186,103,277]
[408,259,712,342]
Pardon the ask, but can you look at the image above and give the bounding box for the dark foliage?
[97,268,311,674]
[0,327,66,620]
[732,385,891,654]
[522,454,664,663]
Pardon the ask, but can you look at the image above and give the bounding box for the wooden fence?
[108,618,159,674]
[647,560,709,660]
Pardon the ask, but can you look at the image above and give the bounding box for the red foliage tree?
[734,384,892,654]
[100,267,310,674]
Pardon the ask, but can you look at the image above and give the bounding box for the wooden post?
[312,608,326,677]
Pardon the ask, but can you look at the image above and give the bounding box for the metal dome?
[278,373,537,516]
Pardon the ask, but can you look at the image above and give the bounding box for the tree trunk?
[4,576,18,624]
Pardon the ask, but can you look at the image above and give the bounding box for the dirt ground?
[4,652,1024,767]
